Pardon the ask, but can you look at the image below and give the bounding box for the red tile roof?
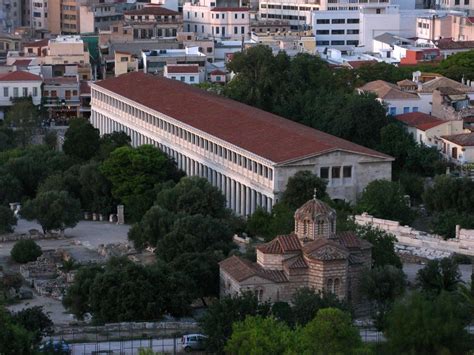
[337,231,371,249]
[219,256,288,282]
[346,60,377,69]
[359,80,419,100]
[434,38,474,50]
[211,7,249,11]
[396,112,445,131]
[441,133,474,146]
[0,71,42,82]
[166,64,199,74]
[124,6,179,16]
[256,234,301,254]
[94,72,392,163]
[80,81,91,96]
[210,69,226,75]
[12,59,32,66]
[23,38,49,48]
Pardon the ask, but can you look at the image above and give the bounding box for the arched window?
[303,220,308,234]
[334,278,340,295]
[327,279,333,293]
[317,220,324,235]
[331,220,336,233]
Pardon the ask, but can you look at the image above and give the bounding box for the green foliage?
[43,130,58,150]
[63,257,193,323]
[0,171,23,204]
[355,225,402,268]
[225,315,292,355]
[10,239,42,264]
[431,210,474,239]
[22,190,81,233]
[63,118,100,161]
[78,161,116,215]
[128,205,173,249]
[354,62,411,84]
[295,308,366,355]
[397,172,424,203]
[280,170,327,210]
[97,131,131,160]
[100,145,183,222]
[359,265,406,330]
[0,126,17,152]
[271,301,294,327]
[0,206,16,234]
[423,175,474,214]
[416,257,461,295]
[291,287,348,327]
[378,123,445,177]
[246,203,294,241]
[5,98,41,147]
[0,308,33,354]
[11,306,53,345]
[356,180,415,225]
[385,291,471,355]
[199,292,271,354]
[437,50,474,81]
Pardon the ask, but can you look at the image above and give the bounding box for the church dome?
[294,196,336,221]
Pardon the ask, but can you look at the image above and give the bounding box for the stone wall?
[354,213,474,259]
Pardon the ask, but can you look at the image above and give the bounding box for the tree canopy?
[10,239,42,264]
[355,225,402,268]
[5,98,41,147]
[416,257,461,295]
[62,118,100,161]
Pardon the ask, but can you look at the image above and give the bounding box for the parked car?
[181,334,207,352]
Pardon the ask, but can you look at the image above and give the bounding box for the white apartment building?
[142,47,207,74]
[31,0,49,31]
[90,72,393,215]
[183,0,250,39]
[439,0,474,13]
[163,64,202,83]
[0,71,43,120]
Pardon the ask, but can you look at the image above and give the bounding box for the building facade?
[90,72,392,215]
[219,196,372,308]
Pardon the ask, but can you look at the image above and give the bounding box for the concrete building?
[183,0,251,39]
[163,64,201,84]
[416,13,474,42]
[90,72,393,215]
[0,0,22,33]
[439,0,474,13]
[0,71,43,120]
[440,133,474,164]
[142,46,207,74]
[0,33,21,60]
[43,75,81,122]
[395,111,464,146]
[123,5,182,39]
[219,195,372,309]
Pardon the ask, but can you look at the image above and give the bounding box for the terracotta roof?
[80,81,91,95]
[441,133,474,146]
[286,255,308,269]
[124,6,179,16]
[419,76,474,93]
[23,38,49,48]
[94,72,392,164]
[337,231,371,249]
[256,234,302,254]
[294,198,336,221]
[211,7,249,11]
[0,71,42,82]
[210,69,226,75]
[12,59,32,66]
[359,80,419,100]
[219,256,287,282]
[302,238,349,261]
[397,79,416,86]
[166,64,199,74]
[346,60,377,69]
[396,112,445,131]
[434,39,474,50]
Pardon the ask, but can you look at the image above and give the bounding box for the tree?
[100,145,183,222]
[291,287,348,327]
[0,126,17,152]
[280,171,327,210]
[0,308,33,354]
[128,206,174,249]
[5,98,40,147]
[10,239,42,263]
[78,161,116,215]
[356,180,415,225]
[199,292,271,354]
[11,306,53,345]
[359,265,406,330]
[156,214,234,262]
[21,191,81,234]
[295,308,366,355]
[62,118,100,161]
[97,131,131,160]
[271,301,294,327]
[225,316,292,355]
[43,130,57,150]
[437,50,474,81]
[63,258,192,323]
[416,257,461,295]
[431,210,474,239]
[0,206,16,234]
[385,292,471,354]
[0,171,23,205]
[355,225,402,268]
[246,203,294,241]
[423,175,474,214]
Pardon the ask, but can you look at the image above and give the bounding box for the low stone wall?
[354,213,474,259]
[0,231,59,243]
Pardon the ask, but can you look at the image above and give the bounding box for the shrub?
[10,240,42,264]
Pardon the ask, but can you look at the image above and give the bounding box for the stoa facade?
[90,72,392,215]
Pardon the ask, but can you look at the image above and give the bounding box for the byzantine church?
[219,192,372,308]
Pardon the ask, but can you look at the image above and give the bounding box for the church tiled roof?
[294,198,336,221]
[219,256,288,283]
[286,255,308,269]
[303,239,349,261]
[337,231,372,249]
[256,234,301,254]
